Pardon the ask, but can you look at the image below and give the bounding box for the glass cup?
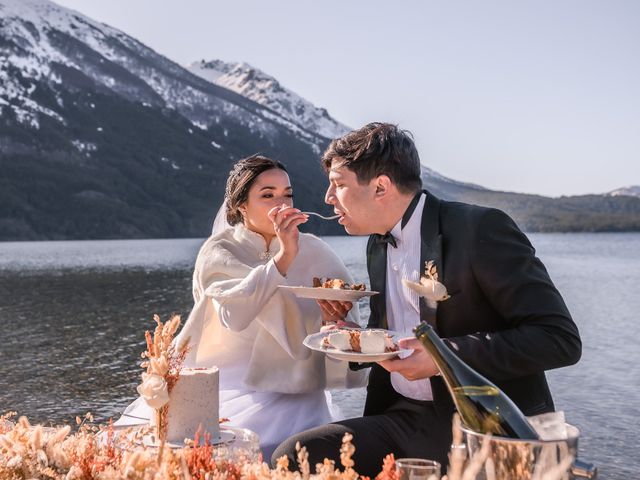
[396,458,441,480]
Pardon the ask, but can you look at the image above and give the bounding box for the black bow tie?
[375,231,397,248]
[373,192,422,250]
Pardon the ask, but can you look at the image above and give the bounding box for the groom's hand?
[378,337,439,381]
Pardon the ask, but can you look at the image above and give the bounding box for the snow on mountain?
[0,0,332,149]
[421,165,487,191]
[188,59,350,139]
[1,0,72,126]
[0,0,136,128]
[608,186,640,198]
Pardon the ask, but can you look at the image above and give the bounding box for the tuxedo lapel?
[419,190,443,329]
[418,191,455,416]
[366,235,388,330]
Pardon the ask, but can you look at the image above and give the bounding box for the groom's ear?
[374,175,392,198]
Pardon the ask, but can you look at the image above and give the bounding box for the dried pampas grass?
[0,412,576,480]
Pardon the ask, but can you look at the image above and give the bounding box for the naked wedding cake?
[137,315,222,445]
[160,367,221,444]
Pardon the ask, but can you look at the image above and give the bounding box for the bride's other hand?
[268,204,308,275]
[317,299,355,325]
[320,324,338,333]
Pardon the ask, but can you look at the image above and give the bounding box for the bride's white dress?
[118,224,366,458]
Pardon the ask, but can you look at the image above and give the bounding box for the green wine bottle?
[414,322,539,439]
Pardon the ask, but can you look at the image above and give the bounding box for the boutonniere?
[402,260,450,308]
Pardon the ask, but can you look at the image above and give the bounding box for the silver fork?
[302,211,340,220]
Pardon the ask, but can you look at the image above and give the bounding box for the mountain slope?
[0,0,339,240]
[421,167,640,232]
[189,59,349,140]
[1,0,638,240]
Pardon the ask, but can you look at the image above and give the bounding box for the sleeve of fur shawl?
[203,259,286,332]
[193,238,309,359]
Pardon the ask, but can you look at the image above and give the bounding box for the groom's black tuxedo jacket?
[362,190,582,420]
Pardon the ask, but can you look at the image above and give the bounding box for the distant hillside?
[420,168,640,232]
[0,0,638,241]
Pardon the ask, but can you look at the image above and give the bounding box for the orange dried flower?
[185,427,217,479]
[375,454,399,480]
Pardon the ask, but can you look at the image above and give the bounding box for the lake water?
[0,233,638,479]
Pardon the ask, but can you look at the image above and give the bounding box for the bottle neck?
[414,322,539,440]
[414,322,498,391]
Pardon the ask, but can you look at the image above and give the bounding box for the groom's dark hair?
[321,122,422,193]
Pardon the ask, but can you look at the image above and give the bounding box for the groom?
[272,123,582,475]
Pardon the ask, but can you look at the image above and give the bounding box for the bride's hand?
[268,205,308,276]
[318,299,353,324]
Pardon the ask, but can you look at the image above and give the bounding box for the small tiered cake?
[162,366,221,444]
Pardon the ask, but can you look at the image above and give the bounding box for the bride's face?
[240,168,293,237]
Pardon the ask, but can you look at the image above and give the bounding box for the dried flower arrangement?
[0,411,575,480]
[0,413,366,480]
[137,314,189,448]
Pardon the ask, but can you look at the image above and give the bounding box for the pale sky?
[53,0,639,197]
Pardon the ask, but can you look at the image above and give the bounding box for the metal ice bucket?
[460,423,597,479]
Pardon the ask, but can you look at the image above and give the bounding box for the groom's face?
[325,161,379,235]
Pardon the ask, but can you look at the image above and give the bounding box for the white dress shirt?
[385,193,433,401]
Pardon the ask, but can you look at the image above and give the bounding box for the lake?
[0,233,638,478]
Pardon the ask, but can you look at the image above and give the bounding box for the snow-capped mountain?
[1,0,638,239]
[0,0,332,149]
[608,186,640,198]
[189,59,349,140]
[0,0,343,240]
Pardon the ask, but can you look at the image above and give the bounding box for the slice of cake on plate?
[323,329,398,354]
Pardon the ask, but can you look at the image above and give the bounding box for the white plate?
[303,329,413,362]
[279,285,378,301]
[139,429,236,449]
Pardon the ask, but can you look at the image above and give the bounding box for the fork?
[302,211,340,220]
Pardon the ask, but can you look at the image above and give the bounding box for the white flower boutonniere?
[402,260,451,308]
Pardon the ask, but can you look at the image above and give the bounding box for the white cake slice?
[327,330,352,351]
[359,330,387,354]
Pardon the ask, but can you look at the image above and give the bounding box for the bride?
[118,154,366,458]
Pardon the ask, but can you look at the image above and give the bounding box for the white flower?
[403,261,450,308]
[403,278,450,307]
[136,373,169,409]
[420,276,450,302]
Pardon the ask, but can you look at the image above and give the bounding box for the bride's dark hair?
[225,154,288,225]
